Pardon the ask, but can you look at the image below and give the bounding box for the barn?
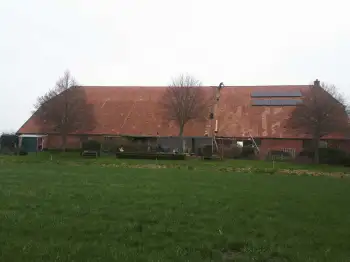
[17,81,350,156]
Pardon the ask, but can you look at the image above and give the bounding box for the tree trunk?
[61,133,67,152]
[313,136,320,164]
[179,125,184,153]
[178,125,184,137]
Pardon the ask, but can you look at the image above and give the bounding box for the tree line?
[33,71,349,163]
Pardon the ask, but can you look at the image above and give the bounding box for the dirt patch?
[278,169,349,178]
[221,250,245,261]
[58,160,349,178]
[220,241,248,261]
[129,164,167,169]
[218,166,349,179]
[99,163,167,169]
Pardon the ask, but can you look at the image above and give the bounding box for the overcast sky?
[1,0,349,132]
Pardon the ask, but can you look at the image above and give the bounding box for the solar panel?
[251,91,302,97]
[271,99,302,105]
[251,99,302,106]
[251,100,269,106]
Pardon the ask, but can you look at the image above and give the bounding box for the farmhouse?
[17,81,350,156]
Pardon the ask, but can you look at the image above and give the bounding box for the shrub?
[82,140,101,151]
[102,141,120,153]
[0,134,18,154]
[298,150,314,158]
[115,152,185,160]
[18,148,28,156]
[298,148,349,165]
[65,148,83,153]
[294,155,314,165]
[198,144,213,158]
[0,146,15,155]
[239,146,256,159]
[319,148,349,166]
[221,145,242,159]
[43,148,81,153]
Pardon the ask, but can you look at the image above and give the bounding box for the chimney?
[314,79,320,87]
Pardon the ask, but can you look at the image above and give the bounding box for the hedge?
[197,145,213,158]
[116,152,186,160]
[82,140,101,151]
[298,148,350,166]
[43,148,82,153]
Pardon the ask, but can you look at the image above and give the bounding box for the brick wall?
[45,135,82,149]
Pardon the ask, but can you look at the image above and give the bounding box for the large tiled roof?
[18,85,327,139]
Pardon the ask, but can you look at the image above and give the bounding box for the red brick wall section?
[45,135,81,149]
[45,135,105,149]
[46,135,61,149]
[44,135,350,154]
[260,139,303,158]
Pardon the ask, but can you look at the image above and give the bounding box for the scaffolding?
[208,82,225,154]
[206,82,260,157]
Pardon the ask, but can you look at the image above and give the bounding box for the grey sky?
[1,0,349,132]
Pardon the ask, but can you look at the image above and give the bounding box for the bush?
[18,148,28,156]
[0,134,18,148]
[116,152,186,160]
[221,145,242,159]
[102,141,120,153]
[198,144,213,159]
[0,146,15,155]
[82,140,101,151]
[298,148,350,166]
[320,148,349,166]
[0,134,18,154]
[294,155,314,165]
[298,150,314,158]
[239,146,256,159]
[43,148,82,153]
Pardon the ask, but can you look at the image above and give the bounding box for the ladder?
[248,132,260,153]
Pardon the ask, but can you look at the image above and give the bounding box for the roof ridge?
[81,85,311,88]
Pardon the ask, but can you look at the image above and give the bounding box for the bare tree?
[286,79,349,163]
[34,71,96,151]
[161,74,209,138]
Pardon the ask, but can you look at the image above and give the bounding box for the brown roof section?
[18,85,326,139]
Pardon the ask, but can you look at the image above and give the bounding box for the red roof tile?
[19,85,344,139]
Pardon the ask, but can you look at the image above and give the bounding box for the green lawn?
[1,158,350,261]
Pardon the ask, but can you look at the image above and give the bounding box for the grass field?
[1,155,350,261]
